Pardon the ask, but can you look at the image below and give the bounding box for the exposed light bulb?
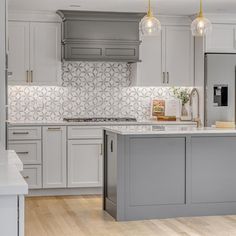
[147,20,153,28]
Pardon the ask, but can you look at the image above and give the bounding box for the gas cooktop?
[63,117,137,123]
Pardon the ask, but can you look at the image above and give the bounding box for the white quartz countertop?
[104,125,236,135]
[7,120,196,126]
[0,146,28,195]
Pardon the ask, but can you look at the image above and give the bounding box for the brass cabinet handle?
[100,144,103,156]
[163,72,165,84]
[30,70,33,83]
[12,132,29,135]
[8,72,13,77]
[16,152,29,155]
[48,127,61,131]
[111,140,113,153]
[167,72,170,84]
[26,70,29,83]
[23,176,29,179]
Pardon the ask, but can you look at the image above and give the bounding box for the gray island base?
[103,125,236,221]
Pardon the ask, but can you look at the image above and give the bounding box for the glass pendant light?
[140,0,161,36]
[191,0,212,37]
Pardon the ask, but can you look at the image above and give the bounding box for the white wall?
[0,0,7,147]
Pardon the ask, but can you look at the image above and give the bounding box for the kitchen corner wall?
[8,62,175,121]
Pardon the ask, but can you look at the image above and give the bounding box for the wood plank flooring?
[26,196,236,236]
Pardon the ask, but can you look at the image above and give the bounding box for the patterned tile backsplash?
[8,62,175,121]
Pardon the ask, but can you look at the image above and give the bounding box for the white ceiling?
[8,0,236,16]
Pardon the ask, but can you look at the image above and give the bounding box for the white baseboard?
[27,187,102,197]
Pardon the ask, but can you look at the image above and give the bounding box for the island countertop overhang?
[103,125,236,136]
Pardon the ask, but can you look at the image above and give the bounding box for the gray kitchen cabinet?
[68,139,103,188]
[104,129,236,221]
[128,137,186,206]
[43,126,66,188]
[104,132,186,220]
[191,136,236,204]
[106,133,117,205]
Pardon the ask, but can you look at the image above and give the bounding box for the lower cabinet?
[8,140,42,165]
[42,126,67,188]
[21,165,42,189]
[68,139,103,188]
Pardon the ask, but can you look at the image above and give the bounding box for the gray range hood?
[56,11,144,63]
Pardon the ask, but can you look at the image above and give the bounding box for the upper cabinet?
[8,22,30,84]
[205,24,236,53]
[165,26,194,87]
[8,21,61,85]
[135,25,194,87]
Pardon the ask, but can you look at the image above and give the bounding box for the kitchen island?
[103,125,236,221]
[0,146,28,235]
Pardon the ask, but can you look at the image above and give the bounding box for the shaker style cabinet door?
[8,21,30,85]
[68,139,103,188]
[29,22,61,85]
[205,24,236,53]
[135,25,194,87]
[8,21,61,85]
[165,26,194,86]
[42,126,66,188]
[136,33,163,86]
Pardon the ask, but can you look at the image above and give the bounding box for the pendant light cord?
[199,0,203,17]
[147,0,153,17]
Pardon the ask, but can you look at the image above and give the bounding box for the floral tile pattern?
[8,62,174,121]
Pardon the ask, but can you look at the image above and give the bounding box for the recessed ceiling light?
[70,4,81,8]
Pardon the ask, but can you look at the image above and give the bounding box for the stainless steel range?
[63,117,137,123]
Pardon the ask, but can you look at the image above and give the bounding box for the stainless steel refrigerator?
[205,53,236,127]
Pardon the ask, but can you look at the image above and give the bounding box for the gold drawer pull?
[13,132,29,135]
[23,176,29,179]
[48,127,61,131]
[16,152,29,155]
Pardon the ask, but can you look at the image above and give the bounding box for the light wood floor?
[26,196,236,236]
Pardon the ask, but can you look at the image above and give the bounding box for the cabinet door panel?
[165,26,193,86]
[206,24,236,53]
[8,126,42,140]
[30,22,61,85]
[136,33,163,86]
[68,139,103,188]
[8,141,42,165]
[43,127,66,188]
[21,165,42,189]
[129,137,186,206]
[8,21,30,84]
[191,137,236,203]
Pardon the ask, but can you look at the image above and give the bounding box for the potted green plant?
[172,88,191,119]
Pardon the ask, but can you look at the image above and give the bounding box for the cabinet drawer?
[8,127,41,140]
[68,126,103,139]
[8,141,42,165]
[21,165,42,189]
